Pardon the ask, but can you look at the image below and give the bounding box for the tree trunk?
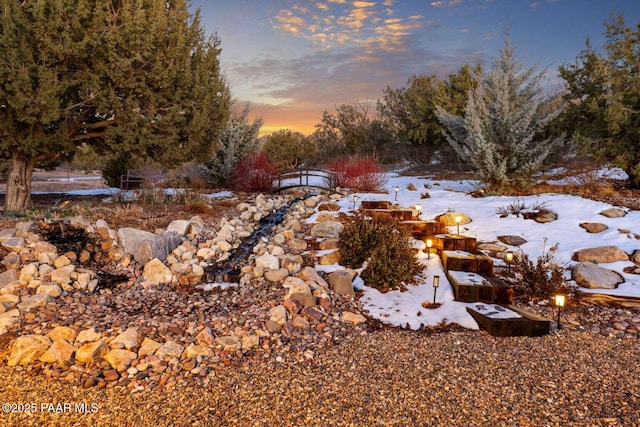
[4,151,34,212]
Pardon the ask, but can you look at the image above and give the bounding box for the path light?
[415,203,422,218]
[454,214,461,235]
[352,195,358,210]
[432,275,440,304]
[394,186,399,201]
[555,294,565,330]
[506,251,513,274]
[426,239,433,259]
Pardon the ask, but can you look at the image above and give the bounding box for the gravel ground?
[1,328,638,427]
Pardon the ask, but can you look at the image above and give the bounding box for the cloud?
[431,0,463,7]
[271,1,424,51]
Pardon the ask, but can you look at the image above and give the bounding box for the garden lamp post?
[506,251,513,274]
[352,195,358,210]
[555,294,565,329]
[454,214,461,235]
[432,275,440,304]
[426,239,433,259]
[415,203,422,219]
[394,186,399,202]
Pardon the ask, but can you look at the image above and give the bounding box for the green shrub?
[340,213,423,292]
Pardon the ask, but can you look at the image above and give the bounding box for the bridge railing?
[273,169,337,192]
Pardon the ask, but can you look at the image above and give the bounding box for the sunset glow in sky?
[192,0,640,135]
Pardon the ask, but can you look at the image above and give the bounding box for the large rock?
[133,232,183,265]
[110,327,139,350]
[283,277,312,297]
[46,326,77,343]
[138,337,162,357]
[184,344,213,358]
[165,220,192,236]
[599,208,627,218]
[328,271,355,296]
[311,221,344,239]
[8,335,52,366]
[0,269,19,289]
[17,294,50,310]
[319,249,341,265]
[50,265,76,286]
[2,237,25,253]
[214,336,241,352]
[36,282,62,298]
[268,305,288,325]
[255,253,280,271]
[573,262,625,289]
[436,212,472,226]
[117,228,158,255]
[341,312,366,326]
[75,328,102,344]
[75,341,108,364]
[104,349,137,372]
[0,309,21,330]
[497,235,527,246]
[579,223,608,234]
[632,250,640,265]
[573,246,629,263]
[155,341,184,359]
[143,258,173,284]
[39,339,75,366]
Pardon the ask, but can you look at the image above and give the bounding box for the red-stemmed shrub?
[328,157,387,191]
[232,151,279,192]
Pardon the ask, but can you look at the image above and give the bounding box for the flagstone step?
[466,303,550,337]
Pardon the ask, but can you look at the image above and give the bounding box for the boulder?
[573,262,625,289]
[17,294,50,310]
[319,249,341,265]
[477,243,508,252]
[110,327,139,350]
[195,327,216,346]
[255,253,280,271]
[264,268,289,283]
[599,208,627,218]
[138,337,162,357]
[573,246,629,263]
[497,235,527,246]
[39,339,75,366]
[298,267,329,289]
[283,277,312,296]
[2,237,25,253]
[104,349,137,372]
[318,239,340,250]
[529,210,558,223]
[579,223,608,234]
[75,328,102,344]
[341,312,366,326]
[1,253,21,270]
[436,212,472,226]
[0,228,17,242]
[154,341,184,359]
[117,228,158,254]
[214,336,241,352]
[184,344,213,358]
[0,309,21,330]
[165,220,192,236]
[75,341,108,364]
[50,265,76,286]
[36,283,62,298]
[8,335,52,366]
[241,335,259,350]
[134,232,183,265]
[328,271,355,296]
[19,262,38,284]
[143,258,173,284]
[632,250,640,265]
[0,269,18,289]
[268,305,288,325]
[279,254,303,274]
[46,326,78,343]
[311,221,344,239]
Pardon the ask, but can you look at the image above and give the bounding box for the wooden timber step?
[466,303,550,337]
[362,208,417,221]
[442,250,494,276]
[399,220,447,238]
[433,233,477,252]
[447,271,513,304]
[360,200,393,210]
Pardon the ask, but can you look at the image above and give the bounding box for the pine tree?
[204,104,263,186]
[436,39,563,190]
[0,0,229,211]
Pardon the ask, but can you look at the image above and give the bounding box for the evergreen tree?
[0,0,229,211]
[559,14,640,188]
[263,130,313,171]
[436,39,563,190]
[204,104,263,186]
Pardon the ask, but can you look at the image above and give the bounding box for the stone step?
[442,250,494,276]
[399,220,448,238]
[446,271,513,304]
[360,200,393,210]
[433,233,477,252]
[466,303,550,337]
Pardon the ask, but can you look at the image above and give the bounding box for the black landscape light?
[426,239,433,259]
[454,214,461,235]
[394,186,399,201]
[352,195,358,210]
[555,294,565,330]
[415,203,422,219]
[432,275,440,304]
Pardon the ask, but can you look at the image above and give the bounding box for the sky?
[192,0,640,136]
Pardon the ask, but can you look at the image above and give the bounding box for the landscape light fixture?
[352,195,358,210]
[555,294,565,330]
[506,251,514,274]
[454,214,461,235]
[415,203,422,218]
[432,275,440,304]
[426,239,433,259]
[394,186,399,201]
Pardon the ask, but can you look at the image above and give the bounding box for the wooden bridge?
[272,169,337,193]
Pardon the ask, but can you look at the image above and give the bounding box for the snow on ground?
[31,170,639,330]
[308,172,640,330]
